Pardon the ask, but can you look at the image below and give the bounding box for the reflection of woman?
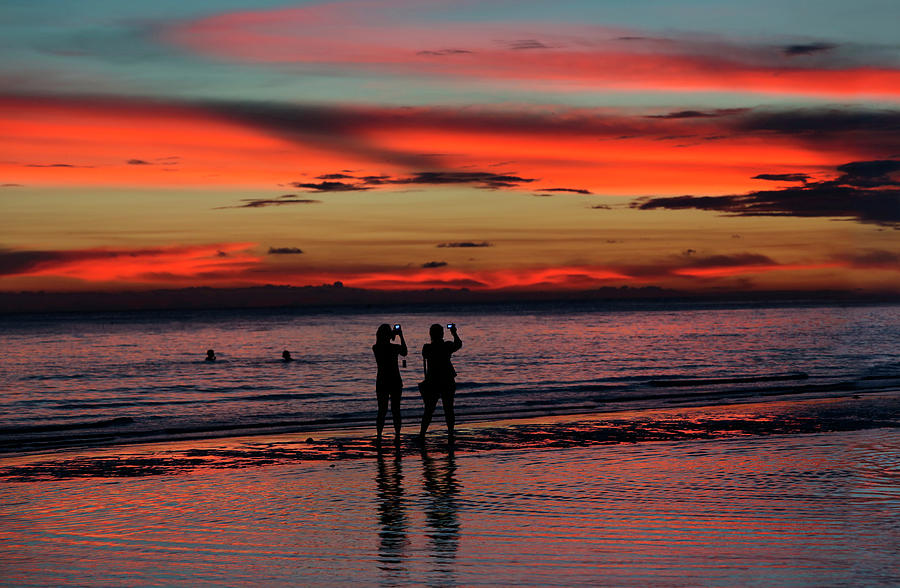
[376,452,408,577]
[421,448,460,569]
[420,323,462,441]
[373,324,407,444]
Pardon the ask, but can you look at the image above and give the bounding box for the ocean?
[2,300,900,587]
[2,301,899,453]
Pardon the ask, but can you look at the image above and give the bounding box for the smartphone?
[447,323,455,329]
[393,324,401,331]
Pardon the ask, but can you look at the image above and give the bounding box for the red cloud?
[1,243,259,283]
[672,263,840,278]
[340,266,631,290]
[2,244,888,292]
[162,3,900,100]
[242,258,867,291]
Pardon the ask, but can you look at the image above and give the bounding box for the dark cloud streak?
[437,242,492,248]
[221,195,322,209]
[291,181,371,192]
[316,173,355,179]
[782,42,838,56]
[416,49,472,56]
[291,171,536,192]
[835,160,900,187]
[647,108,749,119]
[753,173,810,182]
[634,159,900,227]
[394,171,535,189]
[539,187,592,194]
[508,39,552,50]
[25,163,93,168]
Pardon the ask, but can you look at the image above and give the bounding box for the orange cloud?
[0,96,400,188]
[7,95,889,197]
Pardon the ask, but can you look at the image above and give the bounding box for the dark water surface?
[1,302,898,451]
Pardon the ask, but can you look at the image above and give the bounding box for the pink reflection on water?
[3,428,898,586]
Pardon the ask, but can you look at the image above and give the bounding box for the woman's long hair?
[376,323,393,344]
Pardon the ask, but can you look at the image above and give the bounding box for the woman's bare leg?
[443,388,455,440]
[376,394,388,441]
[390,390,402,439]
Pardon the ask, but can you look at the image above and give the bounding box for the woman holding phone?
[373,323,407,445]
[419,323,462,442]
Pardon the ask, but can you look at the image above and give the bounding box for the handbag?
[418,379,440,403]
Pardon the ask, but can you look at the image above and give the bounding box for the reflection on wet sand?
[421,448,460,586]
[376,448,462,586]
[2,429,899,586]
[376,451,408,584]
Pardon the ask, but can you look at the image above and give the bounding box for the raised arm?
[397,328,408,357]
[449,325,462,352]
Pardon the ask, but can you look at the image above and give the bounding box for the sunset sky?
[2,0,898,296]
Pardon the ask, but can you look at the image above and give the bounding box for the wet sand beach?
[2,392,899,587]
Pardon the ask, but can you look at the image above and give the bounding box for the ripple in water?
[1,428,899,586]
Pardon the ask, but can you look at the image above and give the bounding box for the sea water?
[1,301,898,452]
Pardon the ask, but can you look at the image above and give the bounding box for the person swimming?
[282,350,293,362]
[205,349,216,362]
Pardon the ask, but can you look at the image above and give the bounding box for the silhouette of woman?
[373,323,408,444]
[419,323,462,441]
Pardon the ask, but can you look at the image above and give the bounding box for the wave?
[21,373,88,381]
[453,371,824,403]
[862,373,900,381]
[4,393,900,482]
[46,391,356,410]
[2,371,897,455]
[647,372,809,387]
[0,416,135,436]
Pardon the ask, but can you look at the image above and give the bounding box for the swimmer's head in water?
[282,350,292,361]
[206,349,216,361]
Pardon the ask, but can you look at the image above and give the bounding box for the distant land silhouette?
[0,284,896,315]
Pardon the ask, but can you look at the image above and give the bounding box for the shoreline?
[2,375,896,457]
[3,388,898,482]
